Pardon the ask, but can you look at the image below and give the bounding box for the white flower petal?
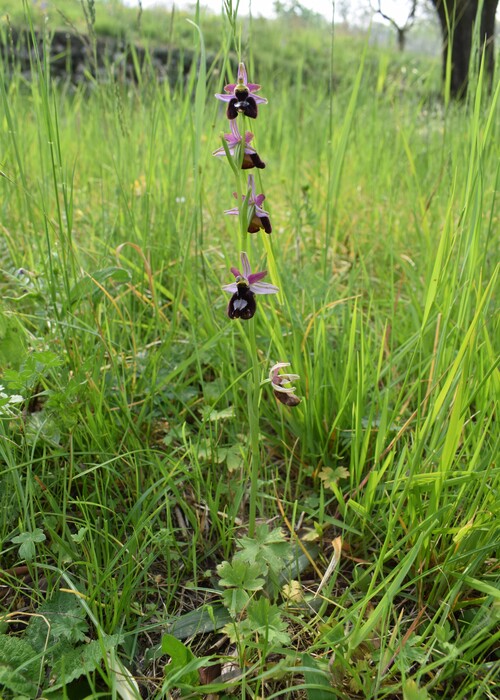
[272,384,297,394]
[250,281,279,295]
[270,362,290,373]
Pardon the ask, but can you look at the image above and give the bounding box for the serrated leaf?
[202,378,225,404]
[235,525,289,580]
[0,634,41,697]
[50,634,121,689]
[246,598,290,647]
[221,621,242,645]
[32,351,63,369]
[318,467,350,490]
[25,412,61,448]
[25,590,88,651]
[202,406,235,422]
[217,560,265,591]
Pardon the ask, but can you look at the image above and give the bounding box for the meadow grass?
[0,2,499,698]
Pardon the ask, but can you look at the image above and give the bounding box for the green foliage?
[0,0,498,698]
[301,653,336,699]
[50,634,121,689]
[235,525,289,572]
[24,590,89,649]
[161,634,199,690]
[223,597,290,650]
[0,309,27,368]
[0,635,40,698]
[0,590,121,697]
[69,266,131,306]
[403,679,431,700]
[10,529,46,561]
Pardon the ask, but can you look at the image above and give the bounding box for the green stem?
[247,317,261,537]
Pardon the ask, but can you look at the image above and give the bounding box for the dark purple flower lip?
[222,252,279,321]
[227,280,257,319]
[215,62,267,120]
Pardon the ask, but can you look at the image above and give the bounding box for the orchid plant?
[213,60,301,540]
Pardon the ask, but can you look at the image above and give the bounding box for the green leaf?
[318,466,350,490]
[0,634,41,698]
[217,559,266,592]
[166,605,232,641]
[235,525,289,579]
[301,653,335,699]
[70,527,88,544]
[0,310,27,368]
[11,529,46,561]
[25,411,61,448]
[403,679,430,700]
[31,351,63,369]
[224,444,244,472]
[246,598,290,647]
[50,634,121,689]
[221,588,250,617]
[161,634,199,688]
[25,590,88,651]
[69,267,131,305]
[202,378,225,404]
[202,406,235,422]
[2,354,43,392]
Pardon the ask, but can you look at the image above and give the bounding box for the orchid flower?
[213,120,265,170]
[222,252,279,320]
[215,62,268,120]
[267,362,301,407]
[224,174,272,234]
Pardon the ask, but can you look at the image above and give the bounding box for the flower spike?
[222,252,278,320]
[215,62,268,120]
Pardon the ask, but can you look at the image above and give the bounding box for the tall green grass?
[0,2,498,698]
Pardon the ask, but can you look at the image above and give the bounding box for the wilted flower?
[222,252,279,320]
[213,119,265,170]
[215,62,267,120]
[225,174,272,234]
[268,362,301,407]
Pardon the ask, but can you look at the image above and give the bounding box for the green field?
[0,1,499,698]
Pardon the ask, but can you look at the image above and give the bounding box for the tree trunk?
[397,27,406,52]
[431,0,499,99]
